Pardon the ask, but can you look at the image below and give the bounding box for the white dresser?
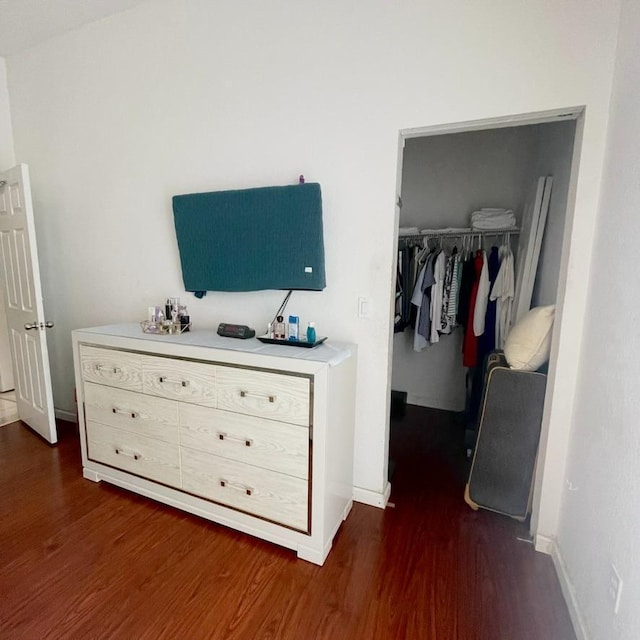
[72,324,357,565]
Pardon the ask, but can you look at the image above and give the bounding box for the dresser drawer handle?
[112,407,139,419]
[239,390,276,403]
[115,447,141,460]
[217,432,253,447]
[159,376,189,387]
[96,364,121,374]
[219,479,253,496]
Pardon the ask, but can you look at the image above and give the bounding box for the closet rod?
[399,227,520,243]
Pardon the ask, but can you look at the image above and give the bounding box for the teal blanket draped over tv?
[172,183,326,293]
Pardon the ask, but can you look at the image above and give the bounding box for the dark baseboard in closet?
[390,389,407,419]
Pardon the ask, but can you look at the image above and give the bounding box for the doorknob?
[24,321,55,330]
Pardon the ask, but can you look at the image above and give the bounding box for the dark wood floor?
[0,408,576,640]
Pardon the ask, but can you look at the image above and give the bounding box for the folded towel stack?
[471,208,516,230]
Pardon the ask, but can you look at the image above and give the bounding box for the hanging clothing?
[439,250,457,335]
[402,246,415,327]
[473,250,490,337]
[416,252,436,348]
[478,246,500,357]
[445,250,461,330]
[463,251,484,367]
[429,251,447,344]
[411,251,437,352]
[394,254,404,332]
[457,255,475,330]
[490,245,515,349]
[397,240,441,333]
[397,231,517,368]
[411,262,429,351]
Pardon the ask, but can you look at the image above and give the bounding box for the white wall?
[556,1,640,638]
[0,57,16,391]
[5,0,620,510]
[0,57,15,169]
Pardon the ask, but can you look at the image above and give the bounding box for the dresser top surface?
[74,323,354,367]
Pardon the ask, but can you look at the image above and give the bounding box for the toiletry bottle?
[176,304,188,331]
[306,321,316,344]
[274,316,286,340]
[288,315,299,341]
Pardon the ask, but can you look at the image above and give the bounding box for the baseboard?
[534,533,554,554]
[548,538,589,640]
[55,408,77,423]
[352,481,391,508]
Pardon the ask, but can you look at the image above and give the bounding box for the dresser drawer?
[181,448,308,531]
[86,421,180,486]
[216,366,310,426]
[179,404,309,479]
[142,356,216,407]
[84,382,179,444]
[80,345,142,391]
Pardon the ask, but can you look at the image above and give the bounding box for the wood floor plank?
[0,410,576,640]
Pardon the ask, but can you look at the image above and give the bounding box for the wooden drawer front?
[84,382,179,444]
[179,404,309,479]
[86,421,180,486]
[216,367,310,426]
[80,345,142,391]
[181,448,308,531]
[142,356,216,407]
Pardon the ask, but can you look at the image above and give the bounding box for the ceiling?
[0,0,151,57]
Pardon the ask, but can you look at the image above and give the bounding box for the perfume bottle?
[274,315,286,340]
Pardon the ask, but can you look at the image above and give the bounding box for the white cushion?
[504,305,555,371]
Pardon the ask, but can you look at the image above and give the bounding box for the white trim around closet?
[388,104,585,565]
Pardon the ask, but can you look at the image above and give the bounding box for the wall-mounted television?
[172,182,326,296]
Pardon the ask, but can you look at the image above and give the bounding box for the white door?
[0,164,57,443]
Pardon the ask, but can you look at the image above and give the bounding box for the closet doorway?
[387,108,583,535]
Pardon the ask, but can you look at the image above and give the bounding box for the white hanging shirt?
[490,247,515,348]
[429,251,447,344]
[473,250,490,337]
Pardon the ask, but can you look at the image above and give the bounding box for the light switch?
[358,296,371,318]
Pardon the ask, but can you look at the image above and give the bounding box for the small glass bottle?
[306,321,316,344]
[274,315,286,340]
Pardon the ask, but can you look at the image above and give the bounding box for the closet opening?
[387,108,583,534]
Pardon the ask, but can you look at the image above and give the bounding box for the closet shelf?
[399,227,520,244]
